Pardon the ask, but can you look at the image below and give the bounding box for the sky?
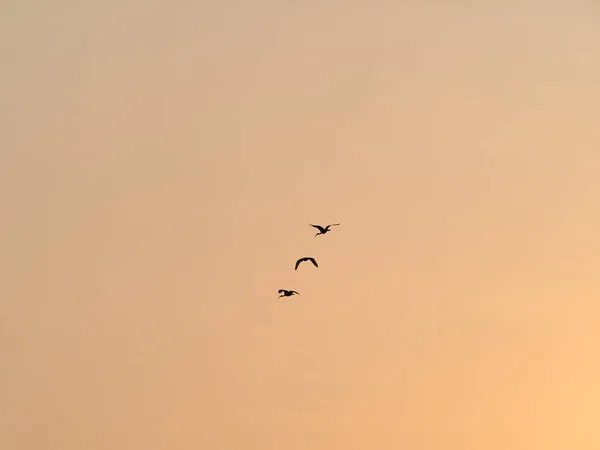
[2,0,600,449]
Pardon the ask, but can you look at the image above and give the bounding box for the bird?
[278,289,300,298]
[309,223,340,237]
[295,257,318,270]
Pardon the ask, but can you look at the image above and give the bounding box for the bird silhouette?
[309,223,340,237]
[295,257,318,270]
[278,289,300,298]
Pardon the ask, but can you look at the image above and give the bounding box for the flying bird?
[295,257,318,270]
[309,223,340,237]
[278,289,300,298]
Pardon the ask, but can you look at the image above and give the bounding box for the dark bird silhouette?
[278,289,300,298]
[309,223,340,237]
[295,257,318,270]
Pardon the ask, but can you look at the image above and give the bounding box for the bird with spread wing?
[309,223,340,237]
[294,257,318,270]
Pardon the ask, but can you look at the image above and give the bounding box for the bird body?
[309,223,340,237]
[295,257,318,270]
[278,289,300,298]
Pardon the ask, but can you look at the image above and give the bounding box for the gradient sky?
[2,1,600,449]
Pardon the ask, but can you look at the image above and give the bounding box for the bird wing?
[294,259,303,270]
[291,290,300,295]
[308,257,318,268]
[327,223,340,228]
[309,224,326,232]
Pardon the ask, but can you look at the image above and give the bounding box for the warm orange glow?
[2,1,600,449]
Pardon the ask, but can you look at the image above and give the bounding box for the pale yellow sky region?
[2,1,600,449]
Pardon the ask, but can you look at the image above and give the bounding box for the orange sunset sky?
[2,0,600,449]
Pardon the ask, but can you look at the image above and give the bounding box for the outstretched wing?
[327,223,340,227]
[309,224,326,232]
[308,257,318,268]
[294,258,304,270]
[291,290,300,295]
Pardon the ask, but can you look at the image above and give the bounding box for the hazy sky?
[2,1,600,449]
